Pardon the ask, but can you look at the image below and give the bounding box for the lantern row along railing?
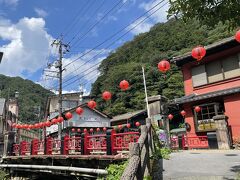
[11,130,140,157]
[170,134,209,150]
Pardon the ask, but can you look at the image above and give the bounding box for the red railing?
[112,131,140,154]
[67,136,81,154]
[85,133,107,155]
[20,141,31,155]
[13,144,20,155]
[12,130,141,157]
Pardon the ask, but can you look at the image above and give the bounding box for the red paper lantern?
[12,123,16,128]
[180,110,186,117]
[96,127,100,132]
[46,121,51,127]
[76,107,84,115]
[33,124,38,129]
[19,124,24,129]
[103,127,107,131]
[194,106,201,113]
[168,114,174,120]
[72,128,75,132]
[127,123,131,128]
[23,124,28,129]
[102,91,112,101]
[158,59,170,73]
[84,128,87,133]
[29,125,34,129]
[65,112,73,120]
[191,46,206,61]
[118,125,123,129]
[39,122,44,128]
[235,30,240,43]
[57,116,64,123]
[52,118,58,124]
[90,128,93,133]
[135,122,140,127]
[88,100,97,109]
[119,80,129,90]
[77,128,81,133]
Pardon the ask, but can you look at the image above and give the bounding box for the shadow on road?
[152,158,164,180]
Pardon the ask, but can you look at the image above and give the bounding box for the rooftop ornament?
[191,46,206,61]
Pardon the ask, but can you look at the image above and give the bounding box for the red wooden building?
[173,36,240,144]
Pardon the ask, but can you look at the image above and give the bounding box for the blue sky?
[0,0,169,94]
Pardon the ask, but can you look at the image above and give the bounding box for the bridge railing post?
[111,129,116,155]
[63,134,69,155]
[106,129,112,155]
[45,136,53,155]
[84,132,89,155]
[81,133,85,155]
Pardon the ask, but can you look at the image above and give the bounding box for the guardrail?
[10,129,140,156]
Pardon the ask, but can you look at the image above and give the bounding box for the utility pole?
[51,38,69,140]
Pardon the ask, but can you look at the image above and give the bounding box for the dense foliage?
[168,0,240,29]
[0,74,53,123]
[91,19,235,116]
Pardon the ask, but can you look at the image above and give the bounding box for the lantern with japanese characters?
[191,46,206,61]
[158,59,170,73]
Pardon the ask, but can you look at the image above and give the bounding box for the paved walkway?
[161,150,240,180]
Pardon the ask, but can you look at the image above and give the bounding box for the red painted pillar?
[63,134,69,155]
[84,132,89,155]
[111,129,116,155]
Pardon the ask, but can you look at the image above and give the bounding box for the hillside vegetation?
[0,74,53,123]
[91,19,235,116]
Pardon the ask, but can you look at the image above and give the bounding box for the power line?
[58,1,168,88]
[62,0,166,70]
[67,0,107,45]
[69,0,127,48]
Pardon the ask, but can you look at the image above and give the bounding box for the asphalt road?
[161,150,240,180]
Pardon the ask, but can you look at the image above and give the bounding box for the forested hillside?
[0,74,53,123]
[91,19,235,116]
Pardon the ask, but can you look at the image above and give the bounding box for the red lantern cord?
[76,107,84,115]
[168,114,174,120]
[191,46,206,61]
[194,106,201,113]
[88,100,97,109]
[235,30,240,43]
[102,91,112,101]
[158,59,170,73]
[119,80,129,90]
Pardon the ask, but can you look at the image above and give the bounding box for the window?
[191,54,240,87]
[193,102,224,132]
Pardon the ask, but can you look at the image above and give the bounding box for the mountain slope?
[91,19,235,116]
[0,74,53,123]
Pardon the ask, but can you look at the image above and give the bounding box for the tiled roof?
[111,109,146,122]
[171,87,240,104]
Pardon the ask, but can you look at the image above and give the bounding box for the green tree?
[168,0,240,28]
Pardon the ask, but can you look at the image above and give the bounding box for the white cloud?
[34,8,48,18]
[0,17,53,77]
[128,0,169,35]
[0,0,19,7]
